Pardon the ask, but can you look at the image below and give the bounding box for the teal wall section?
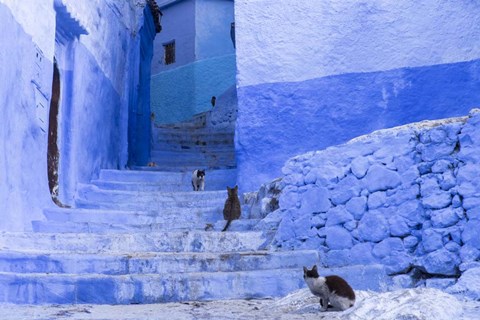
[151,53,236,124]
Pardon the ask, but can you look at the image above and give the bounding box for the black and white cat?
[303,265,355,311]
[191,169,205,191]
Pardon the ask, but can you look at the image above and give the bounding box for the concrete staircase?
[0,114,320,304]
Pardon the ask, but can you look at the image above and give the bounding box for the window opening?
[164,41,175,65]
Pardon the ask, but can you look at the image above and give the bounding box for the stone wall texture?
[267,110,480,285]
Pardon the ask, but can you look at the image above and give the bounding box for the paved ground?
[1,288,479,320]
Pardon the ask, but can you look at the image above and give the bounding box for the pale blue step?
[42,208,223,225]
[98,169,237,184]
[0,231,273,253]
[0,265,390,304]
[75,185,227,210]
[0,250,318,275]
[150,149,235,161]
[32,219,260,234]
[131,165,237,172]
[0,269,308,304]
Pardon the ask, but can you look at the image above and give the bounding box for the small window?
[164,41,175,65]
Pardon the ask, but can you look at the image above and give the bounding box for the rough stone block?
[364,164,402,193]
[349,243,376,265]
[325,226,353,250]
[403,236,419,249]
[422,229,444,253]
[357,210,390,242]
[368,191,388,209]
[389,215,410,237]
[418,248,460,276]
[298,185,331,214]
[325,207,353,226]
[330,175,361,205]
[351,156,370,179]
[447,267,480,300]
[459,245,480,263]
[462,220,480,249]
[372,237,404,258]
[324,249,350,267]
[278,186,299,210]
[430,208,460,228]
[345,196,367,219]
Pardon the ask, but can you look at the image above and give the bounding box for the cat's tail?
[222,219,232,232]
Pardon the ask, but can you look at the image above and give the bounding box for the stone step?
[98,169,237,184]
[0,250,318,275]
[131,165,237,172]
[153,129,233,140]
[156,112,208,129]
[42,207,224,225]
[0,231,273,253]
[91,179,231,192]
[0,268,305,304]
[75,184,227,210]
[0,265,389,304]
[150,150,235,160]
[152,144,234,152]
[31,219,260,233]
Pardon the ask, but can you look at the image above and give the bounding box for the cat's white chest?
[305,277,328,297]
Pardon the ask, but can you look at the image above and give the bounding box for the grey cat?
[222,185,241,232]
[303,265,355,311]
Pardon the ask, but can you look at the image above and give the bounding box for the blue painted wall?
[234,0,480,191]
[0,1,145,231]
[151,0,196,74]
[150,0,236,124]
[195,0,235,60]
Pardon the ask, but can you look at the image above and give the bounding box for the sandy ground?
[1,289,479,320]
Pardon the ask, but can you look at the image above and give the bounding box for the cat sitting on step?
[303,265,355,311]
[222,185,241,232]
[191,169,205,191]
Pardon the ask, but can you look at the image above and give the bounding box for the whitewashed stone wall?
[264,110,480,285]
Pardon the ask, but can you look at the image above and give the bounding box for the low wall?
[262,110,480,286]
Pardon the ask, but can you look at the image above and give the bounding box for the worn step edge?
[0,250,319,275]
[0,231,274,253]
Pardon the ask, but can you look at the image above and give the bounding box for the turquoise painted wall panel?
[151,54,236,124]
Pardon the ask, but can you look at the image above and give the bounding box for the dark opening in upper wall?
[164,41,175,65]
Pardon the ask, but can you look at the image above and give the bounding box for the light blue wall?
[234,0,480,191]
[0,2,53,231]
[150,0,236,124]
[195,0,235,60]
[0,1,143,231]
[151,53,235,124]
[151,0,195,74]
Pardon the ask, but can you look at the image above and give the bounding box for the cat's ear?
[303,266,308,274]
[312,265,317,272]
[226,186,231,191]
[234,185,238,191]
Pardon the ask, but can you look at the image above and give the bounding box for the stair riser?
[0,270,305,304]
[0,251,318,275]
[43,209,222,224]
[92,181,233,192]
[0,232,271,253]
[99,169,237,184]
[31,220,223,233]
[0,265,390,304]
[75,199,225,211]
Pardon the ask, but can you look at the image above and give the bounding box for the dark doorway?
[47,59,62,206]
